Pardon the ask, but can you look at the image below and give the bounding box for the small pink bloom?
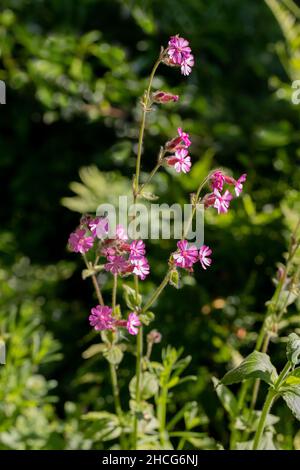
[234,173,247,197]
[131,257,150,280]
[95,217,109,239]
[115,224,128,241]
[181,54,194,76]
[129,239,146,260]
[68,228,94,254]
[166,148,191,173]
[105,255,128,275]
[213,189,233,214]
[127,312,141,336]
[210,171,225,192]
[89,305,113,331]
[177,127,191,147]
[168,35,191,65]
[173,239,198,268]
[199,245,212,270]
[152,91,179,103]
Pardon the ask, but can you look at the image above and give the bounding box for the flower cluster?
[165,127,192,174]
[202,171,247,215]
[172,240,212,271]
[68,217,150,281]
[89,305,141,336]
[166,35,195,76]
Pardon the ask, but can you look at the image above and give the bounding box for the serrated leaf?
[221,351,278,386]
[212,377,238,418]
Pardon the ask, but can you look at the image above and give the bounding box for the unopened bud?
[147,329,162,344]
[152,91,179,104]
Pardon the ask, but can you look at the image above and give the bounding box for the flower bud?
[152,91,179,104]
[147,329,162,344]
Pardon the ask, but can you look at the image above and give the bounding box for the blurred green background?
[0,0,300,449]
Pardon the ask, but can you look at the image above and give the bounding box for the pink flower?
[166,149,191,173]
[127,312,141,335]
[105,255,128,275]
[95,217,109,239]
[210,171,225,192]
[115,224,128,241]
[181,54,194,76]
[199,245,212,270]
[131,257,150,280]
[177,127,191,147]
[213,189,233,214]
[68,228,94,254]
[89,305,113,331]
[152,91,179,103]
[168,35,191,65]
[129,239,146,260]
[173,239,198,268]
[234,173,247,197]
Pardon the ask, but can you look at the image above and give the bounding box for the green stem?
[112,274,117,314]
[183,175,210,239]
[158,385,169,447]
[143,271,171,313]
[252,362,291,450]
[134,58,161,195]
[82,254,104,306]
[137,161,162,196]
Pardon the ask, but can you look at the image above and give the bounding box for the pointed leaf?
[221,352,278,386]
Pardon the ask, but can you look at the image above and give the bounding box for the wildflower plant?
[68,35,249,450]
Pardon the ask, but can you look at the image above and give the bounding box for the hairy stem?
[143,271,171,313]
[252,361,291,450]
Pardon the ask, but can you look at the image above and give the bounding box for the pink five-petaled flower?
[127,312,141,336]
[152,91,179,103]
[210,171,225,192]
[129,239,146,260]
[68,228,94,254]
[213,189,233,215]
[166,148,191,174]
[115,224,128,241]
[89,305,114,331]
[181,54,195,76]
[177,127,191,148]
[199,245,213,270]
[173,239,198,268]
[168,35,191,64]
[234,173,247,197]
[105,255,128,275]
[131,257,150,280]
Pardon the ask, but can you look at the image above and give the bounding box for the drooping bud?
[152,91,179,104]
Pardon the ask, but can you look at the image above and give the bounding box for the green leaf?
[129,372,159,400]
[212,377,238,418]
[140,191,159,201]
[286,333,300,366]
[281,383,300,421]
[221,351,278,386]
[103,345,123,365]
[123,284,142,310]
